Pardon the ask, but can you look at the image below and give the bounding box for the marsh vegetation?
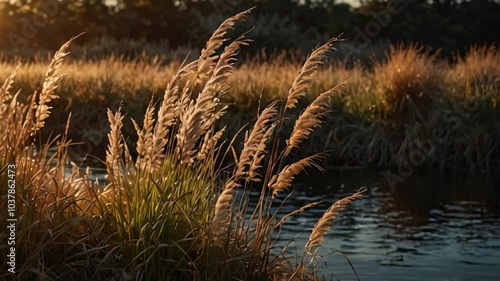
[0,10,370,280]
[1,4,499,280]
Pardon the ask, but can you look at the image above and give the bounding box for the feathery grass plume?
[275,201,321,228]
[269,153,325,199]
[196,126,226,161]
[0,66,20,154]
[132,99,155,170]
[285,80,348,156]
[285,36,341,109]
[195,8,253,82]
[2,91,25,153]
[150,59,198,169]
[106,107,124,181]
[212,180,240,237]
[177,104,206,165]
[151,84,181,168]
[248,122,277,182]
[33,35,80,135]
[305,188,366,253]
[235,101,278,180]
[183,38,248,163]
[0,64,19,104]
[177,34,250,165]
[196,34,251,129]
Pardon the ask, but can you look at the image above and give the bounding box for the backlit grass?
[1,10,368,281]
[1,39,498,173]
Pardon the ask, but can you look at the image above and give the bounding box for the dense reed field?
[1,39,498,174]
[0,10,368,281]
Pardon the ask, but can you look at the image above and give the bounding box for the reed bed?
[1,10,366,281]
[1,40,498,173]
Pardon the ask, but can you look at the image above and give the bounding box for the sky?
[338,0,360,6]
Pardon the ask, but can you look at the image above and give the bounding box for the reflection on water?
[274,171,500,281]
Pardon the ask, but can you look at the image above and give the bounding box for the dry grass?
[372,44,445,119]
[1,42,498,173]
[1,16,498,279]
[285,80,348,156]
[269,153,325,198]
[306,188,366,254]
[1,9,366,280]
[449,44,500,97]
[0,37,106,280]
[286,37,342,109]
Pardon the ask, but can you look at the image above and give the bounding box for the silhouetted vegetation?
[1,0,499,58]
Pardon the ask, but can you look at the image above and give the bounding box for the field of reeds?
[1,34,499,175]
[0,10,371,280]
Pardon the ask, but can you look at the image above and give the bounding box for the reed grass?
[0,9,366,281]
[372,44,445,118]
[0,35,106,280]
[1,42,497,172]
[449,44,500,97]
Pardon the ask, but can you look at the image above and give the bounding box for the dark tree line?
[0,0,498,56]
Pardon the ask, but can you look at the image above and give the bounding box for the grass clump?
[372,44,445,122]
[1,9,364,281]
[0,36,106,280]
[449,44,500,98]
[1,41,498,173]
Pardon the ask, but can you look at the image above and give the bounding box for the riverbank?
[1,13,367,279]
[2,43,498,174]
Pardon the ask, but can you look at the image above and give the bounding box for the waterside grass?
[1,10,366,281]
[1,41,498,174]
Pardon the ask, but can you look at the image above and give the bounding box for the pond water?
[80,158,499,280]
[274,171,500,281]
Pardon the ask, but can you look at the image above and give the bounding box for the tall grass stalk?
[2,10,367,280]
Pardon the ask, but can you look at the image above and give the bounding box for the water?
[82,159,500,280]
[274,171,500,281]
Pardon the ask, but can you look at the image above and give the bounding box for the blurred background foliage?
[0,0,499,59]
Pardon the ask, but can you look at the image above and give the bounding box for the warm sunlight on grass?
[0,10,368,281]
